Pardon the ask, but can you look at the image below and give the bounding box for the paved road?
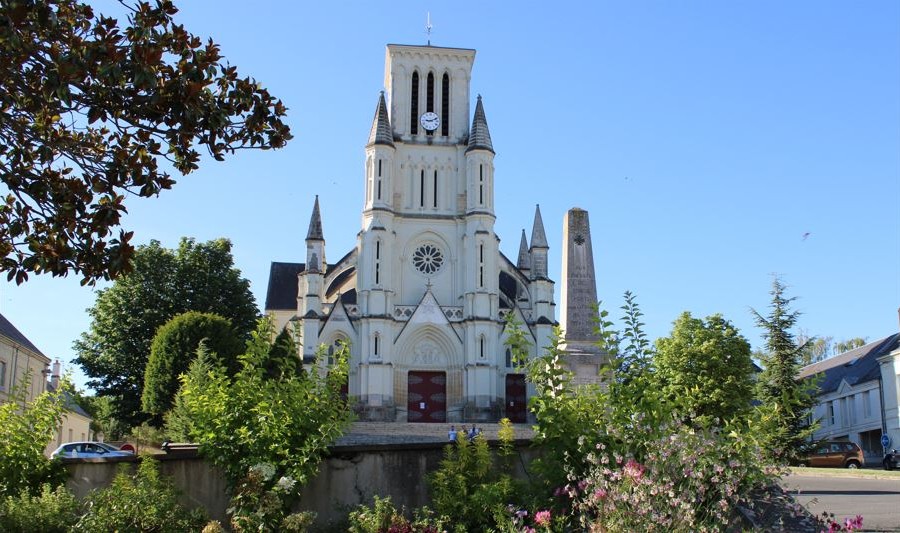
[783,473,900,531]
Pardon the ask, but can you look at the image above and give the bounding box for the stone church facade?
[265,44,557,423]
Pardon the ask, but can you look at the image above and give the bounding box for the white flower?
[250,463,276,481]
[276,476,296,491]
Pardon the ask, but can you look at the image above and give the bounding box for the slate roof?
[367,92,394,148]
[265,262,305,311]
[46,381,91,419]
[798,333,900,394]
[0,312,46,358]
[530,205,548,249]
[466,95,494,154]
[517,229,530,270]
[307,196,324,241]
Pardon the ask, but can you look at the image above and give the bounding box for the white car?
[51,441,134,459]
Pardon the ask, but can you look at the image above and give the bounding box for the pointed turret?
[367,92,394,148]
[517,229,531,271]
[306,195,324,241]
[530,205,548,249]
[529,205,549,280]
[466,95,494,154]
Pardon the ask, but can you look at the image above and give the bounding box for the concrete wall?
[64,440,538,526]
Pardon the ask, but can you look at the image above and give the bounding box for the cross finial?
[425,278,433,291]
[425,12,433,46]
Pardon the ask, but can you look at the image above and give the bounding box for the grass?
[789,466,900,480]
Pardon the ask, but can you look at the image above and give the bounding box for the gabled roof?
[466,95,494,154]
[798,333,900,394]
[265,262,305,311]
[367,92,395,148]
[0,312,46,358]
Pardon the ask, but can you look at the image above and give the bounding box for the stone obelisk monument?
[560,208,607,383]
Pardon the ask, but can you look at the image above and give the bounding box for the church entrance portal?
[505,374,527,423]
[407,371,446,423]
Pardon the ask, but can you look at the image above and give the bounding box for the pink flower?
[623,459,645,480]
[593,488,607,501]
[534,510,551,526]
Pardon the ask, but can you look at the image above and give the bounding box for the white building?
[800,330,900,461]
[266,44,556,423]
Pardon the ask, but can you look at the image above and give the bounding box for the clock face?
[420,112,440,131]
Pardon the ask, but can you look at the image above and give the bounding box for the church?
[265,43,559,423]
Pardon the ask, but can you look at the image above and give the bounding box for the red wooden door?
[408,371,446,423]
[505,374,527,423]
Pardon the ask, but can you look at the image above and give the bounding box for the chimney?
[51,360,61,389]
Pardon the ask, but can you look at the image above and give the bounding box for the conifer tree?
[752,278,817,463]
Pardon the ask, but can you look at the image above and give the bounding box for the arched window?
[426,72,435,136]
[505,348,512,368]
[478,243,485,288]
[327,338,344,365]
[419,169,425,207]
[441,73,449,136]
[375,239,381,284]
[410,71,419,135]
[376,159,382,200]
[433,170,438,208]
[479,164,484,205]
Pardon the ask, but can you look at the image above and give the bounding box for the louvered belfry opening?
[410,71,419,135]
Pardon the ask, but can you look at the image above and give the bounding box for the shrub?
[348,495,445,533]
[74,457,205,532]
[142,311,244,418]
[0,372,69,497]
[0,483,81,533]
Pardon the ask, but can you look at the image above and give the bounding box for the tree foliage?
[176,318,353,490]
[0,372,69,498]
[0,0,291,284]
[752,277,818,463]
[141,311,243,418]
[654,312,755,422]
[74,237,257,428]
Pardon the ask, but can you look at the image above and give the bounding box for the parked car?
[51,441,135,459]
[804,441,865,469]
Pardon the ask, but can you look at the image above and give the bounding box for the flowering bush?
[228,464,314,532]
[566,420,780,532]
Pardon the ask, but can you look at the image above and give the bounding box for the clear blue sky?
[2,1,898,391]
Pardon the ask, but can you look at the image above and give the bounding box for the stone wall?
[63,440,538,526]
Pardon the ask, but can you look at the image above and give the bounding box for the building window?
[328,339,344,365]
[374,334,380,357]
[410,71,419,135]
[827,401,835,426]
[433,170,438,208]
[441,73,449,136]
[377,160,382,200]
[375,240,381,284]
[863,390,871,418]
[426,72,435,136]
[412,243,444,274]
[0,360,6,390]
[478,243,484,288]
[479,164,484,205]
[505,348,512,368]
[479,336,485,359]
[420,170,425,207]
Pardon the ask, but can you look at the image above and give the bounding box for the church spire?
[466,95,494,154]
[517,229,531,270]
[306,195,324,241]
[530,204,548,249]
[367,92,394,147]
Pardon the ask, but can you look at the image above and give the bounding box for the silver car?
[51,441,134,459]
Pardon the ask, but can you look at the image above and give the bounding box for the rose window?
[412,244,444,274]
